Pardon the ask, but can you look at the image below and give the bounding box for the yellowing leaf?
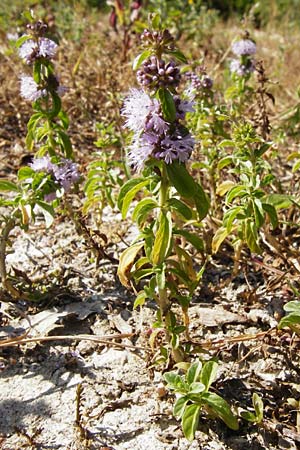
[117,242,144,288]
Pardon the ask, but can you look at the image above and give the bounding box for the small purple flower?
[51,159,80,192]
[175,97,195,119]
[30,156,53,172]
[127,136,154,172]
[19,37,58,64]
[158,132,194,164]
[230,59,255,77]
[20,75,47,102]
[122,89,155,132]
[146,113,169,134]
[30,157,80,192]
[232,39,256,56]
[38,38,58,59]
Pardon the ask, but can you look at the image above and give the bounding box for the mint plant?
[212,121,278,270]
[117,15,209,363]
[163,360,239,440]
[0,15,79,298]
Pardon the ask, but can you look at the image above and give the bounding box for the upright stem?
[157,164,170,319]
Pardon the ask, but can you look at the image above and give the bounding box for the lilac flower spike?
[20,75,47,102]
[232,39,256,56]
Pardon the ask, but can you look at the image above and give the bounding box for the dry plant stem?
[232,240,243,277]
[0,218,21,299]
[0,331,148,351]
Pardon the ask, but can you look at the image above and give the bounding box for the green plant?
[278,301,300,335]
[240,392,264,423]
[164,360,239,440]
[117,15,209,363]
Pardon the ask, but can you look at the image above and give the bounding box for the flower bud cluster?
[26,20,48,38]
[140,28,175,52]
[185,71,213,91]
[137,56,181,90]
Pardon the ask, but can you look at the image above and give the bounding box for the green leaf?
[224,206,243,232]
[283,301,300,313]
[164,372,187,392]
[240,410,258,422]
[33,61,41,84]
[187,361,202,384]
[263,194,293,209]
[15,34,31,48]
[150,12,161,29]
[166,161,209,220]
[49,92,62,118]
[253,198,265,228]
[132,49,152,70]
[253,393,264,422]
[166,49,188,63]
[173,396,189,419]
[217,156,234,170]
[200,361,218,392]
[0,180,20,192]
[202,392,239,430]
[158,88,176,122]
[182,404,201,441]
[278,312,300,330]
[18,166,35,180]
[151,211,172,265]
[58,131,73,158]
[36,201,55,228]
[133,291,147,309]
[212,226,230,253]
[226,185,247,204]
[194,184,209,220]
[189,382,205,394]
[118,178,150,218]
[156,265,166,290]
[244,220,261,253]
[262,203,278,229]
[132,197,158,225]
[173,229,204,252]
[168,198,192,220]
[166,162,196,198]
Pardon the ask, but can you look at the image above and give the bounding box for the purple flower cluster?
[19,37,58,65]
[30,156,80,195]
[230,38,256,78]
[122,89,195,170]
[20,74,66,102]
[232,39,256,56]
[184,71,213,98]
[230,59,255,77]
